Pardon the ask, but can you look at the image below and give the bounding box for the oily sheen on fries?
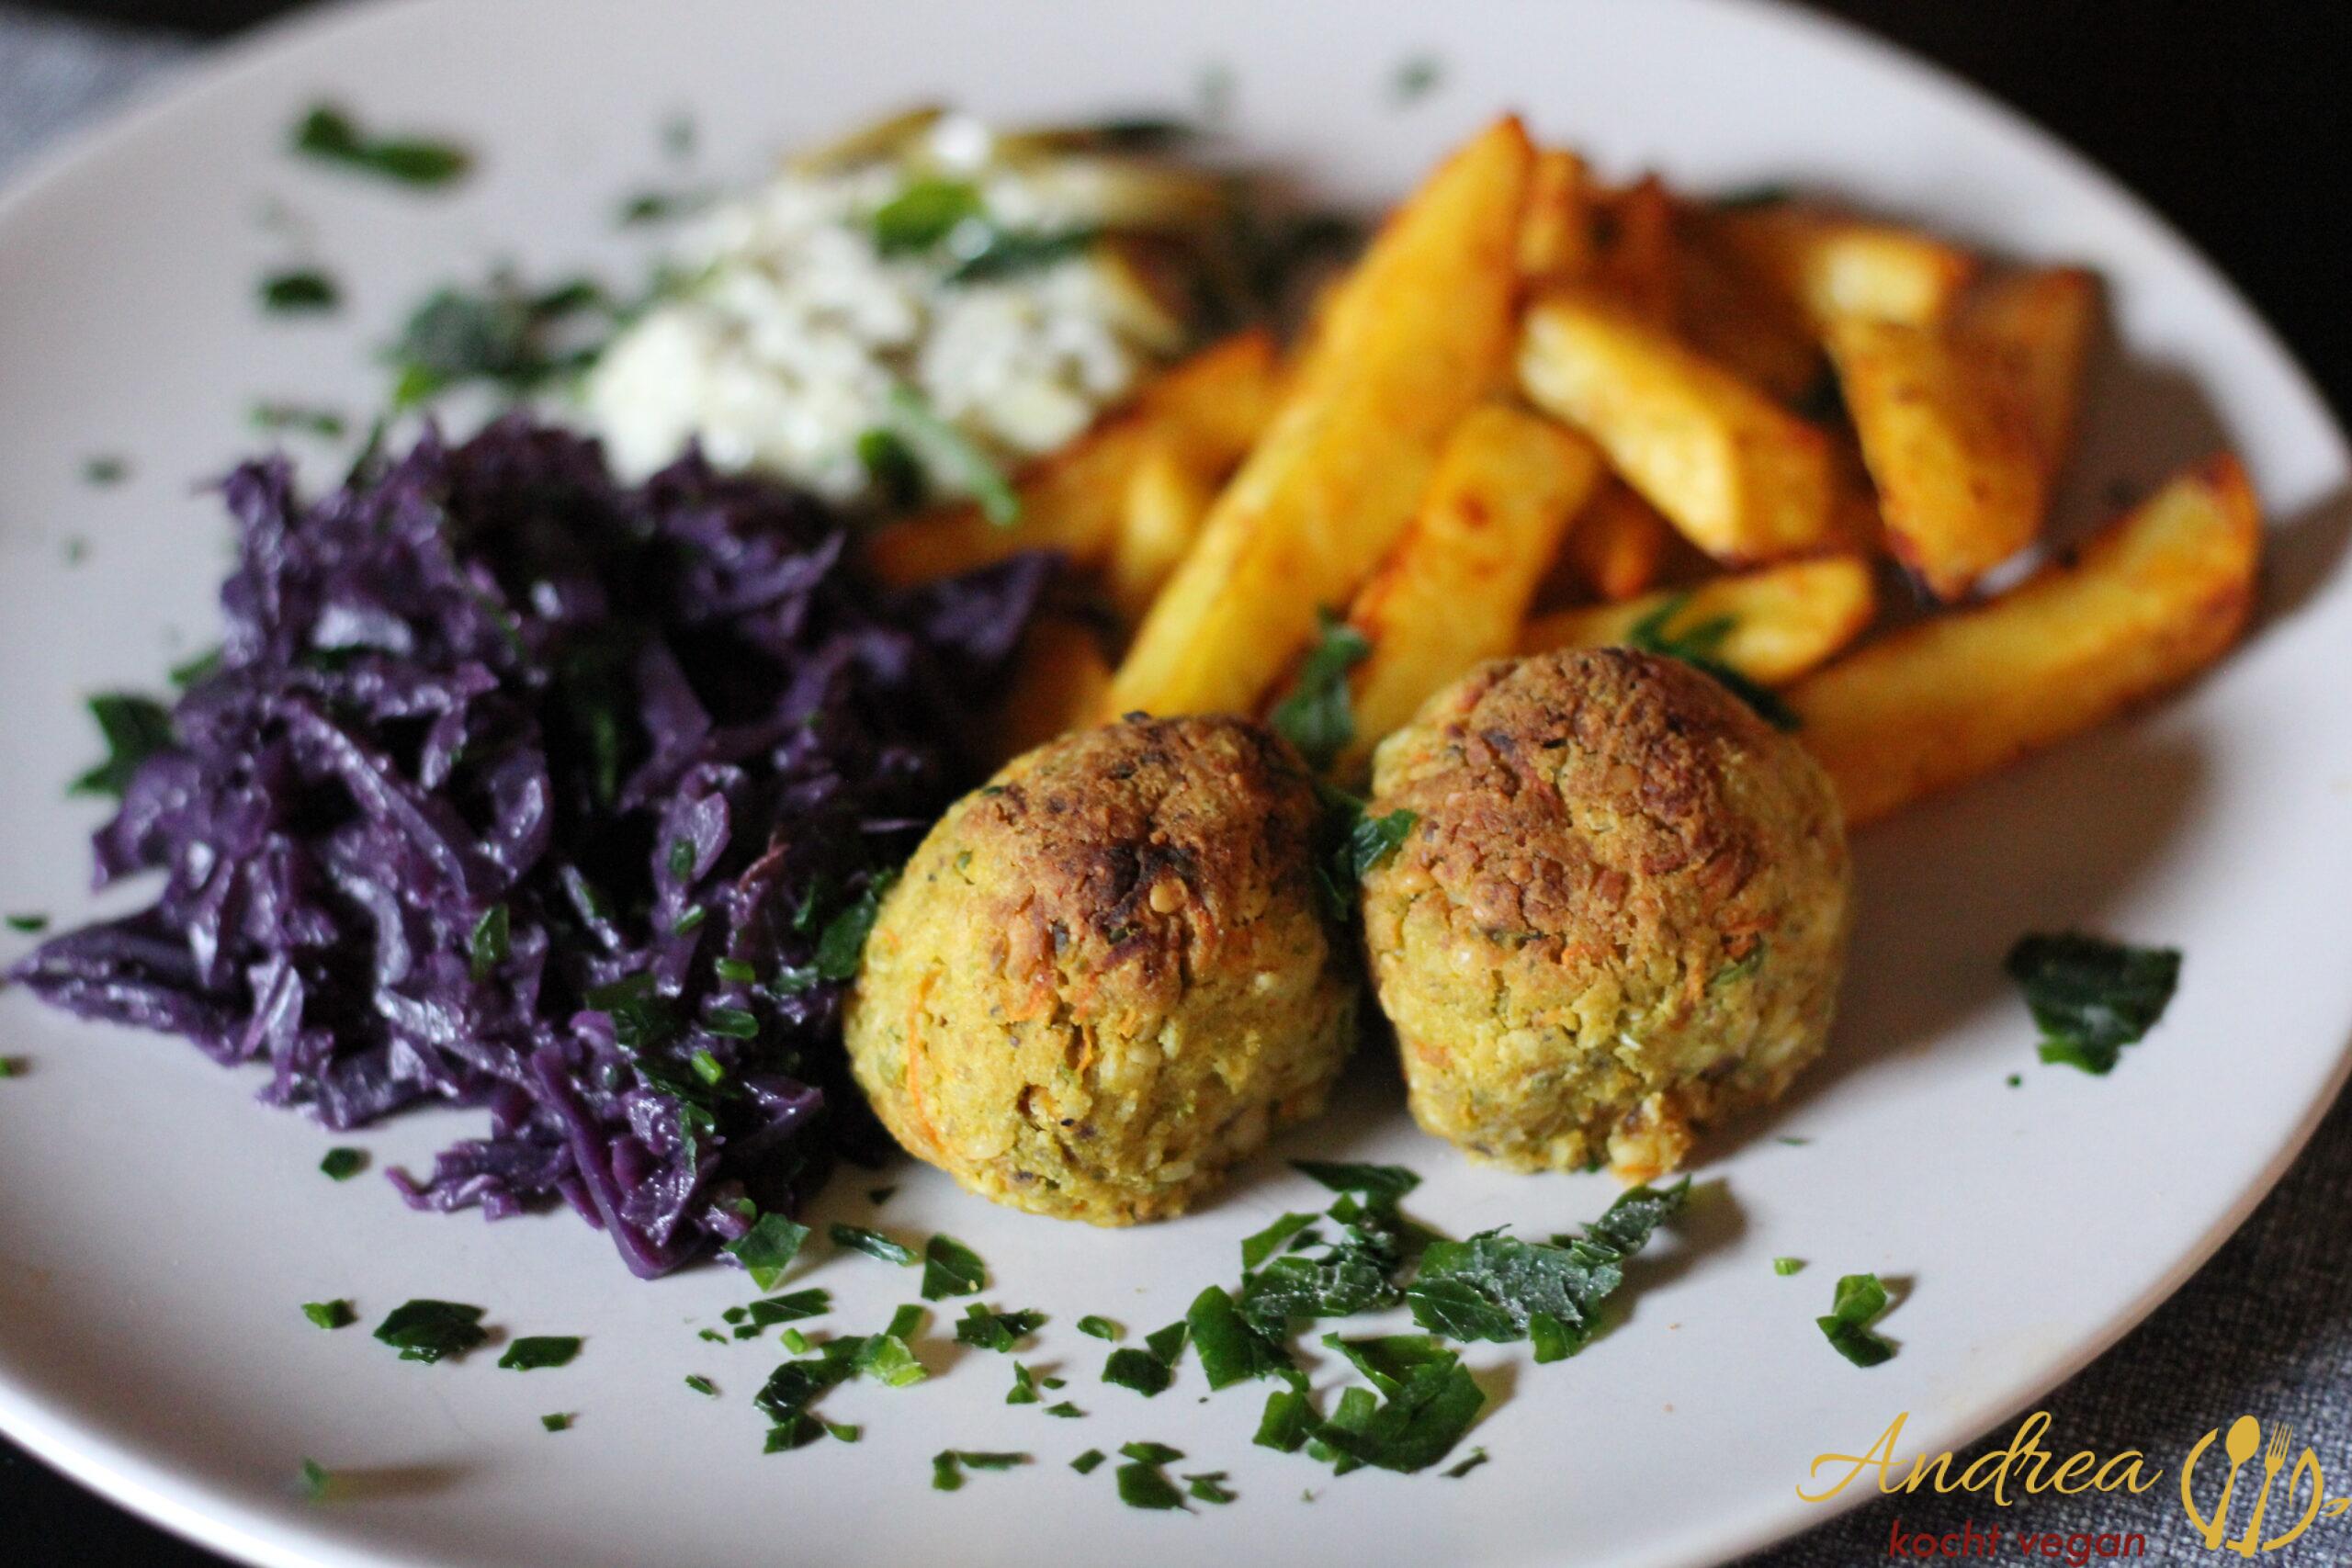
[1709,204,1977,330]
[1108,117,1534,717]
[1827,314,2047,601]
[1337,404,1605,774]
[1520,555,1877,685]
[1518,286,1838,562]
[867,329,1280,587]
[1792,457,2260,827]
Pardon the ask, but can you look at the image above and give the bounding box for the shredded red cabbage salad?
[10,419,1049,1277]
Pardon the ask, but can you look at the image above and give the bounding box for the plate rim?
[0,3,2346,1567]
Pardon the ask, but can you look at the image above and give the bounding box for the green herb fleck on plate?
[260,268,340,313]
[1389,53,1444,105]
[298,1458,330,1500]
[71,694,174,799]
[954,1303,1046,1352]
[724,1213,810,1291]
[372,1299,488,1364]
[319,1147,366,1181]
[921,1234,987,1300]
[83,454,130,487]
[500,1337,582,1371]
[6,913,49,933]
[1076,1314,1121,1341]
[1444,1447,1490,1479]
[1816,1272,1896,1367]
[684,1373,718,1396]
[539,1413,573,1433]
[300,1299,356,1330]
[1071,1448,1107,1474]
[2007,931,2181,1074]
[1102,1348,1173,1396]
[830,1223,918,1266]
[250,401,349,439]
[1773,1257,1804,1277]
[292,103,470,187]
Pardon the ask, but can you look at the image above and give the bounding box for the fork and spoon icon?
[2192,1416,2348,1555]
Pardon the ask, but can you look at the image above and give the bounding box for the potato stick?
[1826,314,2046,600]
[1709,204,1977,330]
[1675,218,1823,404]
[1339,405,1605,774]
[1107,117,1534,717]
[1518,147,1593,286]
[866,330,1280,586]
[1103,438,1217,625]
[1518,286,1838,563]
[1791,457,2259,826]
[1520,555,1877,686]
[989,617,1114,768]
[1962,265,2100,473]
[1591,175,1679,330]
[1541,476,1675,603]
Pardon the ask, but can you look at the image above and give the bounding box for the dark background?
[3,2,2348,1565]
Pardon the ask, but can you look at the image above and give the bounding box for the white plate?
[2,3,2346,1566]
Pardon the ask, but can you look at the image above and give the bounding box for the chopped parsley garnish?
[1444,1447,1490,1479]
[298,1458,330,1500]
[319,1147,366,1181]
[1240,1212,1319,1271]
[725,1213,811,1291]
[944,227,1101,285]
[1076,1315,1121,1341]
[1270,610,1371,771]
[71,693,174,798]
[701,1328,727,1343]
[921,1234,987,1300]
[1389,53,1444,105]
[684,1373,718,1396]
[249,401,349,439]
[539,1413,573,1433]
[1006,1363,1041,1404]
[1186,1284,1302,1390]
[1071,1449,1107,1474]
[1293,1160,1421,1207]
[932,1450,1026,1491]
[372,1299,488,1364]
[6,913,50,933]
[468,904,510,981]
[387,272,615,407]
[1185,1472,1237,1504]
[1817,1272,1897,1367]
[1115,1457,1187,1510]
[300,1300,356,1331]
[2006,932,2182,1074]
[871,178,985,254]
[1254,1388,1312,1451]
[1625,594,1800,730]
[82,454,129,487]
[854,1304,929,1388]
[1307,784,1416,918]
[616,188,711,226]
[830,1223,918,1266]
[1102,1348,1173,1396]
[855,427,926,511]
[1046,1401,1083,1418]
[744,1289,831,1328]
[955,1303,1046,1352]
[292,104,471,187]
[1774,1257,1804,1277]
[1309,1338,1486,1473]
[0,1058,22,1079]
[813,870,899,980]
[1144,1320,1189,1365]
[259,268,340,314]
[2007,1073,2025,1088]
[1406,1180,1688,1358]
[883,385,1020,527]
[499,1336,582,1371]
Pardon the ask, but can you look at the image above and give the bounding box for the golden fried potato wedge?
[1675,217,1824,404]
[1826,314,2046,600]
[1108,117,1534,717]
[866,330,1280,587]
[1102,438,1216,624]
[1518,286,1838,563]
[1520,555,1877,686]
[1539,476,1676,604]
[1710,204,1977,330]
[1792,457,2260,826]
[1591,175,1679,329]
[1962,266,2101,473]
[989,616,1114,768]
[1518,147,1594,286]
[1338,405,1605,773]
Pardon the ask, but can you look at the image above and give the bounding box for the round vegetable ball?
[844,713,1356,1224]
[1360,647,1850,1180]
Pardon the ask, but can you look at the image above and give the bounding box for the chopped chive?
[684,1373,718,1396]
[1076,1315,1120,1341]
[1773,1257,1804,1277]
[1071,1449,1107,1474]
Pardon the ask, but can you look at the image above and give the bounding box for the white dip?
[587,115,1191,504]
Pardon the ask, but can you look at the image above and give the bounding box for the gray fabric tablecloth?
[1,6,2346,1564]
